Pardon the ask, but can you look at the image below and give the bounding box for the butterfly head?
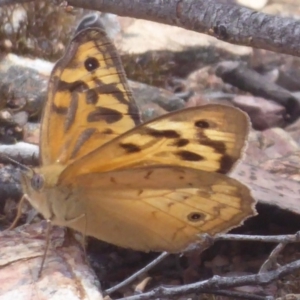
[20,165,66,220]
[2,156,46,212]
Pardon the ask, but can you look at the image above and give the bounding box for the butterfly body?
[20,15,256,253]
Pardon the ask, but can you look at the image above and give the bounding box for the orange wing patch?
[61,105,249,182]
[40,28,141,165]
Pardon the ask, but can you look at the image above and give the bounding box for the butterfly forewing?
[60,104,249,183]
[40,27,141,165]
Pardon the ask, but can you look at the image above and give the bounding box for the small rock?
[232,95,285,130]
[140,103,168,121]
[130,80,185,112]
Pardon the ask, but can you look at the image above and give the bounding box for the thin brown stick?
[105,251,169,295]
[108,232,300,298]
[213,232,300,243]
[201,289,273,300]
[115,258,300,300]
[259,243,286,274]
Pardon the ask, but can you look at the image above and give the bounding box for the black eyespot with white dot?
[194,120,210,129]
[31,173,45,191]
[84,57,100,71]
[187,212,205,222]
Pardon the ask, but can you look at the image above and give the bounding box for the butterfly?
[20,14,256,253]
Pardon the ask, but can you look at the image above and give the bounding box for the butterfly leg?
[7,193,29,230]
[38,219,52,278]
[63,213,86,224]
[38,215,86,278]
[61,214,88,260]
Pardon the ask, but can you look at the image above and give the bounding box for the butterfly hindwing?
[55,166,255,252]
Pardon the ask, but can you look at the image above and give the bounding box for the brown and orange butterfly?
[20,15,256,253]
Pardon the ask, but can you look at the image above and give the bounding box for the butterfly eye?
[31,174,45,191]
[84,57,99,71]
[187,212,205,222]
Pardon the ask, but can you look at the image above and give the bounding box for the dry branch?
[116,258,300,300]
[106,232,300,299]
[0,0,33,4]
[58,0,300,57]
[214,232,300,243]
[1,1,300,57]
[105,252,169,295]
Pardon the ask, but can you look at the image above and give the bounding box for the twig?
[0,0,33,4]
[213,232,300,243]
[259,243,286,274]
[115,258,300,300]
[58,0,300,58]
[105,251,169,295]
[112,232,300,299]
[1,1,300,57]
[202,289,274,300]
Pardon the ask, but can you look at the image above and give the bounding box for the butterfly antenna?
[1,153,34,174]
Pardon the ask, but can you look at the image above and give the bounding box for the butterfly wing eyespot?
[194,120,210,128]
[187,212,206,222]
[84,57,100,71]
[31,173,45,191]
